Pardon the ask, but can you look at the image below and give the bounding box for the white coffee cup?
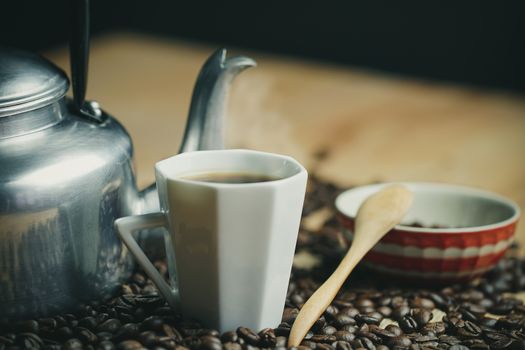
[115,149,307,332]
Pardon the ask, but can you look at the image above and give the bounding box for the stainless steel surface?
[179,48,256,153]
[0,48,68,118]
[0,99,139,318]
[0,45,256,318]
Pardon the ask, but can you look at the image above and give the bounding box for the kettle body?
[0,98,143,318]
[0,47,254,318]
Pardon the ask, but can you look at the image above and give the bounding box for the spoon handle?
[287,246,365,347]
[288,185,413,347]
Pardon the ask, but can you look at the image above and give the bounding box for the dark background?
[1,0,524,92]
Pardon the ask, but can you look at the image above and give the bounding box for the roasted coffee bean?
[460,320,482,337]
[136,331,157,347]
[98,340,116,350]
[360,337,376,350]
[311,335,338,343]
[414,335,438,343]
[317,343,336,350]
[77,327,98,343]
[78,316,98,330]
[491,302,515,315]
[16,333,43,348]
[377,306,392,317]
[448,345,470,350]
[274,324,291,337]
[411,298,435,310]
[462,339,489,349]
[341,308,360,318]
[302,340,317,349]
[332,341,351,350]
[57,326,74,339]
[412,309,432,328]
[197,329,220,338]
[356,299,374,310]
[313,317,328,331]
[465,303,486,316]
[422,322,446,335]
[459,308,478,322]
[158,336,178,349]
[491,336,514,349]
[392,306,411,320]
[161,324,182,342]
[259,328,277,347]
[139,316,164,332]
[221,331,238,343]
[38,318,57,330]
[428,293,448,308]
[335,314,357,327]
[334,300,354,309]
[15,320,39,333]
[95,332,112,342]
[369,325,396,339]
[0,335,14,345]
[96,313,109,324]
[97,319,122,333]
[323,326,338,335]
[351,338,365,348]
[357,331,381,344]
[389,336,412,348]
[438,335,461,345]
[355,315,380,325]
[341,325,358,333]
[116,340,145,350]
[112,323,139,342]
[376,346,389,350]
[64,338,83,350]
[391,296,407,309]
[334,331,355,342]
[399,316,418,333]
[198,336,222,350]
[385,325,402,337]
[367,312,384,323]
[325,305,340,320]
[223,342,242,350]
[237,327,260,346]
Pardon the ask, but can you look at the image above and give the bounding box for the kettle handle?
[69,0,101,122]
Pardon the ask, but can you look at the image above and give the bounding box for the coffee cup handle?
[115,213,180,311]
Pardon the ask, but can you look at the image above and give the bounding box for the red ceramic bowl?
[335,183,521,283]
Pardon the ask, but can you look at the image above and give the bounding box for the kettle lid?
[0,48,69,117]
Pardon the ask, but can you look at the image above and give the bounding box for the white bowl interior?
[336,183,520,232]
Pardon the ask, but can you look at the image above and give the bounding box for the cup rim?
[155,149,307,188]
[335,182,521,234]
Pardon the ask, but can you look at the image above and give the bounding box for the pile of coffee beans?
[1,177,525,350]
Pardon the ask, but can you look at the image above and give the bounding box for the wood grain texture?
[44,32,525,245]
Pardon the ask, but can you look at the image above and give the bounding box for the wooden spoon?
[288,185,413,347]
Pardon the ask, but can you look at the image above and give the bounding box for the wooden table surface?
[45,32,525,243]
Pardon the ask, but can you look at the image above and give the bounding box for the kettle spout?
[178,48,256,153]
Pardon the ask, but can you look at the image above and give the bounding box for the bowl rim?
[335,182,521,234]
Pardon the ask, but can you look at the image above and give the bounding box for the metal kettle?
[0,1,255,319]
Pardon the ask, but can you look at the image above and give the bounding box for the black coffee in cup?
[184,172,280,184]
